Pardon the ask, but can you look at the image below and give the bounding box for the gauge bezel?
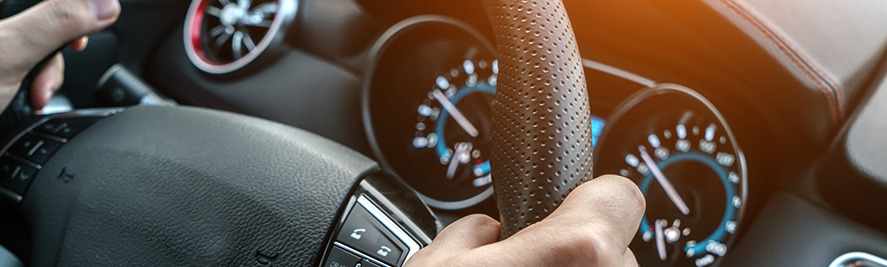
[183,0,297,75]
[594,83,748,266]
[361,15,497,210]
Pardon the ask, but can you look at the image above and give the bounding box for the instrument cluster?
[364,20,750,267]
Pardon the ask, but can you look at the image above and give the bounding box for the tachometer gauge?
[412,59,498,190]
[594,84,747,267]
[363,16,499,210]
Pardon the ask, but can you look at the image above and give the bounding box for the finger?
[470,176,643,266]
[68,36,89,51]
[404,214,500,267]
[547,175,646,250]
[0,0,119,72]
[622,248,639,267]
[429,214,500,251]
[30,53,64,110]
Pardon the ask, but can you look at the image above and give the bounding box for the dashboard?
[35,0,887,266]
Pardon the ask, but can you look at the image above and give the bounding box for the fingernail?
[87,0,120,20]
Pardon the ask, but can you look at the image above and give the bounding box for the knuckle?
[47,1,90,31]
[551,228,609,265]
[457,214,499,231]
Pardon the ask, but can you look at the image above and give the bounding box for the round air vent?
[184,0,297,74]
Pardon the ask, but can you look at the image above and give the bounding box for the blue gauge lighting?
[592,115,604,147]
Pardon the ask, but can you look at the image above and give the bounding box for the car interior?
[1,0,887,266]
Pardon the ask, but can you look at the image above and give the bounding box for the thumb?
[428,214,500,251]
[404,214,500,267]
[0,0,119,73]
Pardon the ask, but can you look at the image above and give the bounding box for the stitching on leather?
[720,0,843,122]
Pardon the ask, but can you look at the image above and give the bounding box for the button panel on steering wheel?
[326,195,418,267]
[0,109,119,202]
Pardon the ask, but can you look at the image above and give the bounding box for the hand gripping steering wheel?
[0,0,48,131]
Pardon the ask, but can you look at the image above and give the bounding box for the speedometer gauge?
[594,84,747,267]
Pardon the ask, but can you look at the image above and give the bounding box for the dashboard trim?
[830,252,887,267]
[582,58,657,88]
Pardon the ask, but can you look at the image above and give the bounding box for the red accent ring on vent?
[187,0,223,67]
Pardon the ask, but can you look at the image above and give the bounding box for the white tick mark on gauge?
[463,60,475,75]
[625,154,640,167]
[648,134,661,148]
[705,124,716,141]
[436,76,450,90]
[412,137,427,148]
[676,124,687,139]
[418,104,432,116]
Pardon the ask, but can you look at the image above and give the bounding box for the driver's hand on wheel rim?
[0,0,120,111]
[406,175,646,267]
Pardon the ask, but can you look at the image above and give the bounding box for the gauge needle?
[639,147,691,215]
[655,219,667,261]
[432,89,479,138]
[447,143,470,179]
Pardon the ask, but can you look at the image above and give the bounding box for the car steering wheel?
[0,0,591,265]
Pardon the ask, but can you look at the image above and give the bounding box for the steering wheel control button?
[336,204,405,266]
[324,246,361,267]
[9,135,63,165]
[35,118,100,139]
[0,157,38,195]
[360,259,383,267]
